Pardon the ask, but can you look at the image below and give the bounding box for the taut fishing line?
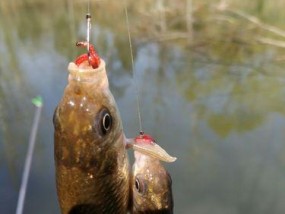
[84,0,144,134]
[124,2,144,135]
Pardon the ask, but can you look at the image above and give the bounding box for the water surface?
[1,1,285,213]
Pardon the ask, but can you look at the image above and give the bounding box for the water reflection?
[1,1,285,214]
[177,49,285,136]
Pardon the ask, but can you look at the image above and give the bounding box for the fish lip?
[125,137,177,163]
[67,59,107,83]
[68,59,106,73]
[67,59,109,87]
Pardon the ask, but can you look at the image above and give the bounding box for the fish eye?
[96,108,112,136]
[135,177,146,194]
[102,113,111,131]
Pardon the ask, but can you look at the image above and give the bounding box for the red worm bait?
[74,41,101,69]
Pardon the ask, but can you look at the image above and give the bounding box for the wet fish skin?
[53,61,129,214]
[131,151,173,214]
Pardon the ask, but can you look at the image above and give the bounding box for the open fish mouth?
[126,135,177,163]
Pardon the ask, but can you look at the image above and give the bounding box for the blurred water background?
[1,0,285,213]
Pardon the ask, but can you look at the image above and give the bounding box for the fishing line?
[87,0,90,13]
[124,3,144,134]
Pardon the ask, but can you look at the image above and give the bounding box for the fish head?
[132,153,173,213]
[53,60,129,214]
[129,134,175,213]
[53,61,124,172]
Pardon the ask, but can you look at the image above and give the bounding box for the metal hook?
[86,13,91,55]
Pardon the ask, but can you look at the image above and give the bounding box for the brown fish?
[53,60,129,214]
[127,134,176,214]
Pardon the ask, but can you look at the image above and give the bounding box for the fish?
[53,45,129,214]
[127,134,176,214]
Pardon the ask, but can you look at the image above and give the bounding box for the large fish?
[127,134,176,214]
[53,45,129,214]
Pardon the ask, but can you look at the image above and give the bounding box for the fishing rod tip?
[32,96,43,107]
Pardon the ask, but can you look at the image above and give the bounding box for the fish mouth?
[133,142,177,162]
[125,137,177,163]
[68,59,105,72]
[67,60,109,87]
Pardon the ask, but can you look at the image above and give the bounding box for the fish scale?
[54,61,129,214]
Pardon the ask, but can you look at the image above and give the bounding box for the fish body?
[130,135,174,214]
[53,61,129,214]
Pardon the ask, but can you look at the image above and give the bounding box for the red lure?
[134,133,155,145]
[74,41,101,69]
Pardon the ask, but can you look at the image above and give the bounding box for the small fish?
[127,134,176,214]
[53,44,129,214]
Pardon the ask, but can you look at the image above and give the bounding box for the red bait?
[75,41,101,69]
[134,133,155,145]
